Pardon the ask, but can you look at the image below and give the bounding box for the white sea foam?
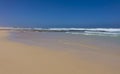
[34,28,120,32]
[19,28,120,37]
[62,28,120,37]
[0,27,120,37]
[66,31,120,37]
[0,27,120,32]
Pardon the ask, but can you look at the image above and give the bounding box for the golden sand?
[0,31,120,74]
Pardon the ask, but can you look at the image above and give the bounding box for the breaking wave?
[1,27,120,37]
[33,28,120,37]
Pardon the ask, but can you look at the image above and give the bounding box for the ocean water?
[9,29,120,53]
[9,29,120,64]
[35,28,120,37]
[7,28,120,71]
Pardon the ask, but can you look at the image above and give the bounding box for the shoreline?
[0,30,120,74]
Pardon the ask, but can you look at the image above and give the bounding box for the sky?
[0,0,120,28]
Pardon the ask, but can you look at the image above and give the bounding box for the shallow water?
[9,31,120,51]
[9,31,120,67]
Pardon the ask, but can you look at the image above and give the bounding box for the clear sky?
[0,0,120,28]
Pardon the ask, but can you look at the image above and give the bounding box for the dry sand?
[0,31,120,74]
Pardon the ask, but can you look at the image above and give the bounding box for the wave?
[66,31,120,37]
[1,27,119,32]
[34,28,120,37]
[1,27,120,37]
[66,32,120,37]
[34,28,120,32]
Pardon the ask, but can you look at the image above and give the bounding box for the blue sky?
[0,0,120,28]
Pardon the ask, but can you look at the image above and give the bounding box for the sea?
[9,28,120,52]
[8,28,120,66]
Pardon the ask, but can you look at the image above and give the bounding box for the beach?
[0,31,120,74]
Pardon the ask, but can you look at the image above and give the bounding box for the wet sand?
[0,31,120,74]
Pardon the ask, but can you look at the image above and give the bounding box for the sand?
[0,31,120,74]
